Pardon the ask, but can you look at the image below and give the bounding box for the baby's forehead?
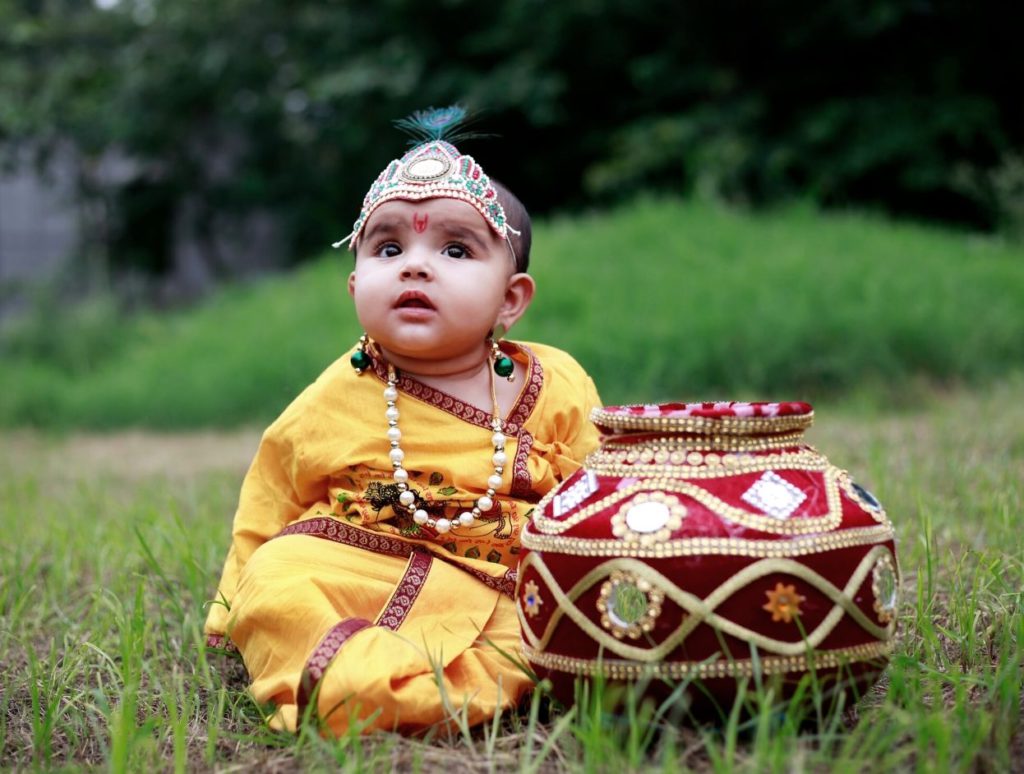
[364,198,494,235]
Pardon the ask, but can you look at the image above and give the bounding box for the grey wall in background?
[0,145,78,285]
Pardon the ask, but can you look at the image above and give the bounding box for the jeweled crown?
[333,106,515,250]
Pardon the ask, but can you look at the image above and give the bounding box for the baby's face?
[348,198,531,372]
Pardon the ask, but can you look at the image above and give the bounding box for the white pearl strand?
[385,364,505,533]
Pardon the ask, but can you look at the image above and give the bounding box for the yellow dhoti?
[225,520,532,734]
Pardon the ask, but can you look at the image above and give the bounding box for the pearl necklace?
[384,362,506,534]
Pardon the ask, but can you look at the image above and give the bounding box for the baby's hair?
[492,179,531,274]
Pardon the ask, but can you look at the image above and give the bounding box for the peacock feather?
[393,104,490,146]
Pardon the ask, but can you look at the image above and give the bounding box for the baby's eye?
[442,243,470,259]
[376,242,401,258]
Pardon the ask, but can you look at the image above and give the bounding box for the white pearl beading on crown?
[385,364,505,533]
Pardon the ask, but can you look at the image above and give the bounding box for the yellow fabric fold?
[228,534,523,734]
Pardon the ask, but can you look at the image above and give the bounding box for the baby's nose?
[400,250,433,278]
[401,264,430,278]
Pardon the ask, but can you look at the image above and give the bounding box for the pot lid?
[591,401,814,435]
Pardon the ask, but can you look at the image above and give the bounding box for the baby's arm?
[532,358,603,488]
[205,421,314,637]
[565,373,603,463]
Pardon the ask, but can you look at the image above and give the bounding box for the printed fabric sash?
[275,517,518,598]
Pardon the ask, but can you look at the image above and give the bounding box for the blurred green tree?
[1,0,1020,293]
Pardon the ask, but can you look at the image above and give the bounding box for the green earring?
[351,334,372,373]
[490,327,514,382]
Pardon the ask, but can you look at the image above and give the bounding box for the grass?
[1,379,1021,770]
[2,198,1023,429]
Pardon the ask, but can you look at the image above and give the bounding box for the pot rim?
[592,401,814,435]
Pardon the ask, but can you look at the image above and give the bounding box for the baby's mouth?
[395,291,436,310]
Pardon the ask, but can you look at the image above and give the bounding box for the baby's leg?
[310,559,530,734]
[226,534,395,729]
[226,533,531,734]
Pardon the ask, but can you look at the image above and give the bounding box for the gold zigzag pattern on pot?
[521,524,896,559]
[516,545,897,661]
[520,639,894,681]
[533,465,845,536]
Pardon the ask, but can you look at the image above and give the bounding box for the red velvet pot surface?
[517,402,899,708]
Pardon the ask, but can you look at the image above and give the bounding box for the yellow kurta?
[205,340,600,734]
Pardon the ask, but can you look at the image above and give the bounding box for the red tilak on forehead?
[412,213,428,233]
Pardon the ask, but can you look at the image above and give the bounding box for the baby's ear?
[347,271,357,298]
[497,273,536,332]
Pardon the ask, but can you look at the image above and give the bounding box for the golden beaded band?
[585,447,825,475]
[520,640,893,681]
[591,408,815,435]
[521,524,896,559]
[592,431,809,454]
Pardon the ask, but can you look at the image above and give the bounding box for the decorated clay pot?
[516,402,899,710]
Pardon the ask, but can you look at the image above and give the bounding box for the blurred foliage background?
[2,199,1022,427]
[3,0,1023,282]
[2,0,1023,427]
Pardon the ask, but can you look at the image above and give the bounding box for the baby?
[205,107,602,735]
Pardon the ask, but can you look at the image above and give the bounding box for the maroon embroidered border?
[366,341,543,436]
[503,344,543,436]
[277,517,414,558]
[510,429,534,499]
[276,517,516,598]
[297,617,372,715]
[376,551,432,630]
[400,376,494,427]
[464,565,518,598]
